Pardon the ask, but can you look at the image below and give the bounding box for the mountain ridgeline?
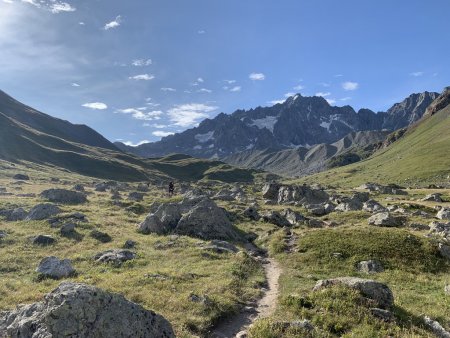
[116,91,439,159]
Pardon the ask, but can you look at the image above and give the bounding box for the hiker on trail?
[168,181,174,197]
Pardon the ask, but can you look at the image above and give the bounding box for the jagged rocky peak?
[424,87,450,118]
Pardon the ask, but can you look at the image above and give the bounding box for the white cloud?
[104,15,121,30]
[3,0,13,3]
[123,140,150,147]
[334,74,343,77]
[224,80,236,84]
[249,72,265,81]
[197,77,204,83]
[168,103,217,127]
[129,74,154,81]
[293,84,304,90]
[117,108,163,121]
[151,124,168,129]
[316,92,331,97]
[132,59,152,66]
[198,30,206,34]
[152,131,175,137]
[71,82,80,87]
[79,22,85,25]
[410,71,424,77]
[326,99,336,105]
[342,81,359,91]
[320,82,331,87]
[82,102,107,110]
[268,99,285,105]
[161,87,176,92]
[50,2,76,13]
[230,86,241,92]
[340,97,352,101]
[197,88,212,93]
[284,92,296,98]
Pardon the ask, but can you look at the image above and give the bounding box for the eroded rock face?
[40,189,87,204]
[313,277,394,309]
[0,282,175,338]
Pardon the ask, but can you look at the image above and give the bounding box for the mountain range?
[115,91,439,161]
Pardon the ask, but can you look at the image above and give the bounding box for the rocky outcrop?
[0,282,175,337]
[424,86,450,118]
[40,189,87,204]
[261,211,291,227]
[313,277,394,309]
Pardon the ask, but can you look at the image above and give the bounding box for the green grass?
[290,105,450,188]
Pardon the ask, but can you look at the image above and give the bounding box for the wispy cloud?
[152,131,175,137]
[129,74,154,81]
[320,82,331,87]
[50,2,76,13]
[326,99,336,105]
[82,102,107,110]
[340,97,352,101]
[229,86,241,92]
[293,84,304,90]
[410,71,424,77]
[198,30,206,34]
[19,0,76,13]
[168,103,217,127]
[197,88,212,93]
[268,99,285,105]
[249,72,265,81]
[334,74,343,78]
[71,82,80,87]
[104,15,121,30]
[224,80,236,84]
[150,124,168,129]
[284,92,296,98]
[161,87,176,92]
[342,81,359,91]
[117,108,162,121]
[132,59,152,66]
[316,92,331,97]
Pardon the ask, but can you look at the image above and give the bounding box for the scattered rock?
[437,208,450,220]
[60,223,76,236]
[313,277,394,309]
[357,260,384,274]
[128,192,145,202]
[0,207,27,221]
[90,230,112,243]
[243,204,260,220]
[368,212,403,227]
[40,189,87,204]
[307,219,325,228]
[263,183,329,205]
[409,223,430,231]
[262,210,291,227]
[36,256,75,279]
[0,282,175,337]
[363,200,387,213]
[423,316,450,338]
[281,208,306,225]
[13,174,29,180]
[200,240,238,254]
[371,308,395,322]
[95,183,107,192]
[32,235,56,246]
[0,230,6,239]
[25,204,61,221]
[73,184,85,192]
[445,285,450,295]
[188,293,212,306]
[123,239,137,249]
[422,193,443,202]
[94,249,136,265]
[137,183,149,192]
[438,244,450,260]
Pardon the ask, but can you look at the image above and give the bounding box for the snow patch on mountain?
[249,115,278,133]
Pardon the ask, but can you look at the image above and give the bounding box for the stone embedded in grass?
[128,192,145,202]
[13,173,29,180]
[313,277,394,309]
[0,230,7,239]
[200,240,239,254]
[123,239,137,249]
[0,282,175,337]
[90,230,112,243]
[409,223,430,231]
[36,256,75,279]
[0,207,27,221]
[72,184,85,192]
[94,249,136,266]
[363,199,387,213]
[32,235,56,246]
[40,189,87,204]
[437,208,450,220]
[357,260,384,274]
[136,183,149,192]
[188,293,213,306]
[25,203,61,221]
[261,210,291,227]
[60,223,76,236]
[422,193,443,202]
[438,244,450,260]
[368,212,403,227]
[243,204,261,221]
[370,308,395,322]
[423,316,450,338]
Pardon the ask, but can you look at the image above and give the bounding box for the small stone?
[123,240,137,249]
[357,260,384,274]
[90,230,112,243]
[32,235,56,246]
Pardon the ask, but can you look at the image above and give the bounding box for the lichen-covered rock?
[313,277,394,309]
[40,189,87,204]
[94,249,136,265]
[0,282,175,337]
[357,260,384,274]
[36,256,75,279]
[25,204,61,221]
[368,212,403,227]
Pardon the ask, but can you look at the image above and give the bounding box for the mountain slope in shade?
[296,88,450,187]
[117,91,438,159]
[224,130,390,177]
[0,90,117,151]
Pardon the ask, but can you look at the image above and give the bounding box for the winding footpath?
[210,257,282,338]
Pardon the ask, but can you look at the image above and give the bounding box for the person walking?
[168,181,174,197]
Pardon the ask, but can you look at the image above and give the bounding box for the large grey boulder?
[94,249,136,266]
[262,182,281,200]
[128,192,145,202]
[262,210,291,227]
[281,208,306,225]
[25,204,61,221]
[0,282,175,338]
[363,200,387,213]
[437,208,450,220]
[36,256,75,279]
[176,199,240,240]
[368,212,403,227]
[40,189,87,204]
[313,277,394,309]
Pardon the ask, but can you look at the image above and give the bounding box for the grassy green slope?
[293,104,450,188]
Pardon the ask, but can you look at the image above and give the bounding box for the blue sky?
[0,0,449,145]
